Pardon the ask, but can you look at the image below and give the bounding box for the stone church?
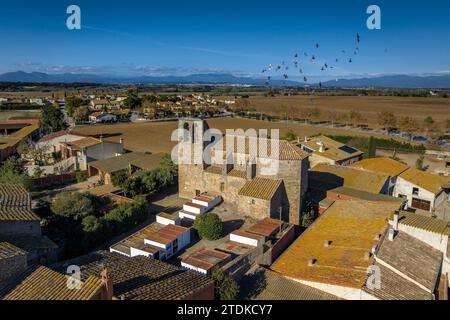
[177,118,309,225]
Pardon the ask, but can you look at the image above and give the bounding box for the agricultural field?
[72,117,403,155]
[236,95,450,130]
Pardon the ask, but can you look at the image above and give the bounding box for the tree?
[301,200,316,228]
[112,171,130,189]
[73,106,90,122]
[159,153,178,176]
[416,155,425,171]
[40,105,65,134]
[377,111,397,131]
[423,116,435,132]
[0,157,31,188]
[282,129,297,142]
[65,97,86,116]
[123,90,142,110]
[367,136,377,158]
[193,212,222,240]
[399,117,419,139]
[19,139,51,166]
[212,269,239,300]
[104,201,148,233]
[51,192,94,220]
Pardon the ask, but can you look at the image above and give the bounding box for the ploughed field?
[240,95,450,128]
[72,117,399,154]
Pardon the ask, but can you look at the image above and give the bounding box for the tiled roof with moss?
[58,251,214,300]
[271,200,399,289]
[353,157,409,177]
[0,184,40,221]
[399,168,448,194]
[238,177,282,200]
[0,266,103,300]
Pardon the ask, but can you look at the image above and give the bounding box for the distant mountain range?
[1,71,450,88]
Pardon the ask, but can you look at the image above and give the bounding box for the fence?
[32,172,78,188]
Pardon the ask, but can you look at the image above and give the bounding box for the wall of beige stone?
[0,253,27,287]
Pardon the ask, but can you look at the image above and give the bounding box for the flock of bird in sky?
[262,32,367,86]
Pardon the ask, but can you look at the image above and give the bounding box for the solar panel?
[339,145,358,154]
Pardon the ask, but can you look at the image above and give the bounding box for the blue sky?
[0,0,449,81]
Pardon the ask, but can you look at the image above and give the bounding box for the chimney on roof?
[318,142,325,153]
[371,245,378,254]
[393,211,399,231]
[119,138,124,145]
[308,259,317,267]
[100,268,114,300]
[246,157,256,180]
[388,227,395,242]
[304,136,309,142]
[364,252,371,261]
[324,240,332,248]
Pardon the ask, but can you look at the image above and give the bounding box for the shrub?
[193,212,222,240]
[51,192,94,220]
[212,269,239,300]
[75,171,88,183]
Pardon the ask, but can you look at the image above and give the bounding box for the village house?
[353,157,409,195]
[177,118,310,225]
[36,130,86,154]
[393,168,450,212]
[0,124,39,162]
[0,184,58,265]
[110,213,191,261]
[60,137,124,171]
[387,211,449,286]
[88,152,164,185]
[299,135,363,168]
[0,242,28,287]
[270,199,446,300]
[181,248,232,275]
[0,266,110,300]
[309,163,391,196]
[89,112,117,124]
[0,250,215,300]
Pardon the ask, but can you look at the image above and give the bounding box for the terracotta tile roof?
[231,229,264,241]
[205,165,223,175]
[0,184,40,221]
[310,163,389,194]
[399,168,448,194]
[238,177,282,200]
[38,131,83,144]
[376,232,442,292]
[89,152,163,174]
[0,242,27,260]
[256,269,342,300]
[271,200,400,289]
[353,157,409,177]
[182,248,231,272]
[67,137,102,149]
[0,266,102,300]
[246,218,283,237]
[146,224,189,246]
[110,223,165,256]
[219,135,309,161]
[329,186,403,203]
[59,251,214,300]
[300,136,363,161]
[362,263,433,300]
[396,211,450,236]
[228,168,247,179]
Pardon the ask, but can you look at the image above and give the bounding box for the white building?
[36,131,86,154]
[393,168,449,212]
